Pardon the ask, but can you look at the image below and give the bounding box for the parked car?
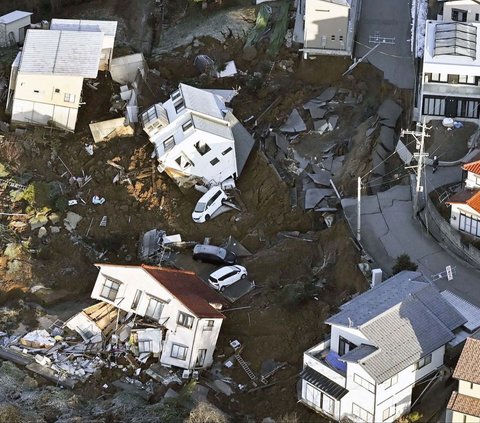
[193,244,237,265]
[192,186,227,223]
[208,265,247,291]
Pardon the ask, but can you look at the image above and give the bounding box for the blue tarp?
[325,351,347,373]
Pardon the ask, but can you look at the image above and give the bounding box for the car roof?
[198,186,224,202]
[194,244,226,255]
[210,265,237,277]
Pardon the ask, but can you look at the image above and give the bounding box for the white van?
[192,186,227,223]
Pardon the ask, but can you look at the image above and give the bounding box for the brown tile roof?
[453,333,480,383]
[447,190,480,214]
[447,392,480,417]
[464,160,480,176]
[141,265,227,319]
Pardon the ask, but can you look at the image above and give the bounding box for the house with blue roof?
[299,270,469,422]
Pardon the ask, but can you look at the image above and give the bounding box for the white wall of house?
[300,379,342,420]
[459,380,480,397]
[442,1,480,22]
[343,362,376,422]
[465,171,480,189]
[329,325,371,354]
[449,202,480,234]
[11,73,83,130]
[91,265,223,369]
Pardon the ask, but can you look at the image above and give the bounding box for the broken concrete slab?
[379,126,396,152]
[328,115,338,131]
[279,109,306,133]
[303,87,338,110]
[146,363,182,386]
[110,53,148,85]
[371,151,386,176]
[377,99,403,128]
[307,170,332,187]
[309,107,327,120]
[314,120,333,135]
[331,156,345,176]
[222,235,252,257]
[313,119,327,132]
[304,188,335,209]
[38,227,47,238]
[191,384,209,404]
[274,132,289,155]
[213,379,234,396]
[89,118,134,143]
[29,214,49,230]
[64,212,82,232]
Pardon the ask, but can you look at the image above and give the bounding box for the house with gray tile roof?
[299,270,468,422]
[141,83,254,189]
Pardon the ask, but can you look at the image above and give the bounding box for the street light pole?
[357,176,361,242]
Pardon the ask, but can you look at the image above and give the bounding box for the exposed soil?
[0,0,409,421]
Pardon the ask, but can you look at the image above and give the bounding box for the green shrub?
[392,254,418,275]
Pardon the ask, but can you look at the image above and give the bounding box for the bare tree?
[186,402,228,423]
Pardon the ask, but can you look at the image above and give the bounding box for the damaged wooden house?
[141,83,255,188]
[6,18,117,131]
[67,264,227,370]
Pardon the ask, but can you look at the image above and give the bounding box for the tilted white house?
[90,264,227,370]
[299,271,467,422]
[446,330,480,423]
[6,26,110,131]
[0,10,32,47]
[293,0,361,58]
[142,83,254,188]
[447,159,480,237]
[50,19,117,71]
[419,19,480,122]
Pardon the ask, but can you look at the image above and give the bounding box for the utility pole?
[357,176,362,242]
[401,117,430,216]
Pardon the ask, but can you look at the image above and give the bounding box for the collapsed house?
[67,264,228,370]
[6,19,117,131]
[0,10,32,47]
[141,83,255,188]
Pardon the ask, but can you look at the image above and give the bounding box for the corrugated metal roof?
[0,10,32,24]
[300,366,349,400]
[192,114,233,140]
[453,332,480,383]
[463,159,480,176]
[19,29,103,77]
[141,265,227,318]
[50,18,117,37]
[359,296,455,383]
[180,83,225,119]
[441,290,480,332]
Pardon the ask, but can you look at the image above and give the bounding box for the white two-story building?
[299,271,467,422]
[447,330,480,423]
[141,83,254,188]
[88,264,227,370]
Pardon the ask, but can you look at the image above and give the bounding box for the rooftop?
[0,10,32,24]
[19,29,103,77]
[179,83,225,120]
[448,392,480,417]
[448,189,480,213]
[464,160,480,176]
[141,265,227,319]
[434,22,477,59]
[453,331,480,383]
[50,18,118,37]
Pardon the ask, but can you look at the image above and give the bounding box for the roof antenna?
[348,317,354,327]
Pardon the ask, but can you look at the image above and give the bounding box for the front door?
[305,383,321,407]
[445,98,457,117]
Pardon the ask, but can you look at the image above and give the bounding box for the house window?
[131,289,142,310]
[448,74,460,84]
[34,90,39,93]
[352,403,374,423]
[331,35,335,41]
[452,9,468,22]
[471,382,475,389]
[204,320,214,331]
[64,93,76,103]
[194,141,211,156]
[416,353,432,370]
[171,90,181,101]
[145,297,166,321]
[353,373,375,393]
[459,75,468,84]
[338,336,356,356]
[171,343,188,360]
[163,136,175,152]
[384,374,398,389]
[222,147,232,156]
[383,404,396,421]
[460,212,480,237]
[55,88,60,93]
[174,100,185,113]
[422,96,446,116]
[476,13,479,21]
[138,340,152,353]
[304,383,335,416]
[182,120,193,133]
[175,154,192,169]
[339,35,344,41]
[100,278,120,302]
[210,157,220,166]
[177,311,194,328]
[196,349,207,366]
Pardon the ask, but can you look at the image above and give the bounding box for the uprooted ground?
[0,1,409,421]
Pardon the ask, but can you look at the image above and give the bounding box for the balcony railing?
[422,82,480,97]
[304,339,346,387]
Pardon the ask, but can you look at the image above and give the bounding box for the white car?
[192,186,227,223]
[208,265,247,291]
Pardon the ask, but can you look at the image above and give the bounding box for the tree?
[392,254,418,275]
[186,402,228,423]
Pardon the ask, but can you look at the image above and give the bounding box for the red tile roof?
[447,392,480,417]
[141,265,227,319]
[453,333,480,383]
[447,190,480,214]
[464,160,480,176]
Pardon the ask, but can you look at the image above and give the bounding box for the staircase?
[235,354,257,382]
